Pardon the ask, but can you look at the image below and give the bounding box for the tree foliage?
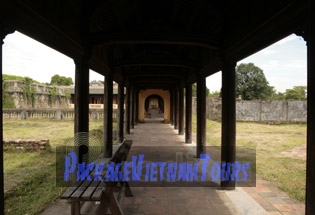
[236,63,274,100]
[50,74,73,86]
[285,86,307,100]
[192,83,211,97]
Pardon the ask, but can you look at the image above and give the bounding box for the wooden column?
[197,76,206,157]
[170,90,174,125]
[131,86,135,129]
[125,84,131,134]
[220,59,236,189]
[306,3,315,213]
[0,24,5,215]
[74,56,90,134]
[185,83,192,143]
[104,73,113,158]
[174,89,179,129]
[135,89,139,123]
[178,87,184,135]
[74,54,90,163]
[117,82,124,143]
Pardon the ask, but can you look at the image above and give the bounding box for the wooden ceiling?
[1,0,309,89]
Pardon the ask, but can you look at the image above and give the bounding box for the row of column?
[170,63,236,189]
[74,63,137,159]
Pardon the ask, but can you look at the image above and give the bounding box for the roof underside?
[1,0,308,90]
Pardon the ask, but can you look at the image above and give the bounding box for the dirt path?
[276,144,306,160]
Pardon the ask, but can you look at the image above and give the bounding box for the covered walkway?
[1,1,314,213]
[42,121,304,215]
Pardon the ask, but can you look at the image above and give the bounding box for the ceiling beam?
[88,32,220,49]
[114,57,195,70]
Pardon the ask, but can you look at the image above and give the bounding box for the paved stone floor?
[41,111,305,215]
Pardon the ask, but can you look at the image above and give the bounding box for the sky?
[3,31,307,93]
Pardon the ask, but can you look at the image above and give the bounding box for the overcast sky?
[3,31,307,93]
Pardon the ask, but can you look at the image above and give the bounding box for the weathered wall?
[3,139,49,151]
[193,98,307,123]
[3,80,70,109]
[2,109,118,120]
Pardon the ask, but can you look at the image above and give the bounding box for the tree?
[285,86,307,100]
[209,90,221,98]
[50,74,73,86]
[236,63,274,100]
[192,83,211,97]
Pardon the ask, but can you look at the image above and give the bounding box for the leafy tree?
[236,63,274,100]
[209,90,221,98]
[192,83,211,97]
[50,74,73,86]
[272,92,286,100]
[285,86,306,100]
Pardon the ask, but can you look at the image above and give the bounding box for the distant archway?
[144,94,164,119]
[138,89,170,123]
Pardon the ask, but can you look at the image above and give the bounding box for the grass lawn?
[192,115,306,202]
[3,119,110,215]
[3,117,306,214]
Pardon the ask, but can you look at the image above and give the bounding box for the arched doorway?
[138,89,170,123]
[144,94,164,120]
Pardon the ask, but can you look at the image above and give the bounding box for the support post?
[220,59,236,189]
[74,57,90,134]
[174,89,179,129]
[135,89,139,123]
[74,54,90,163]
[104,73,113,157]
[170,90,174,125]
[196,76,206,157]
[131,86,135,129]
[178,87,184,135]
[306,3,315,213]
[117,82,124,143]
[0,24,5,215]
[185,83,192,143]
[125,84,131,134]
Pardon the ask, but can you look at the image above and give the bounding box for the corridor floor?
[41,118,305,215]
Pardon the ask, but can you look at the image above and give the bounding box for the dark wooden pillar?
[131,86,135,129]
[104,73,113,158]
[178,87,184,135]
[196,76,206,157]
[74,57,90,134]
[1,24,5,215]
[174,89,179,129]
[185,83,192,143]
[220,59,236,189]
[170,90,174,125]
[135,89,139,123]
[125,84,131,134]
[117,82,124,143]
[74,53,90,163]
[306,3,315,213]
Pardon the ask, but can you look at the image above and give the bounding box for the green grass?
[257,157,306,202]
[191,115,306,202]
[3,118,115,214]
[4,151,64,215]
[3,117,306,214]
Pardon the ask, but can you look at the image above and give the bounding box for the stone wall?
[3,80,70,109]
[192,98,307,123]
[3,139,49,151]
[2,109,118,120]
